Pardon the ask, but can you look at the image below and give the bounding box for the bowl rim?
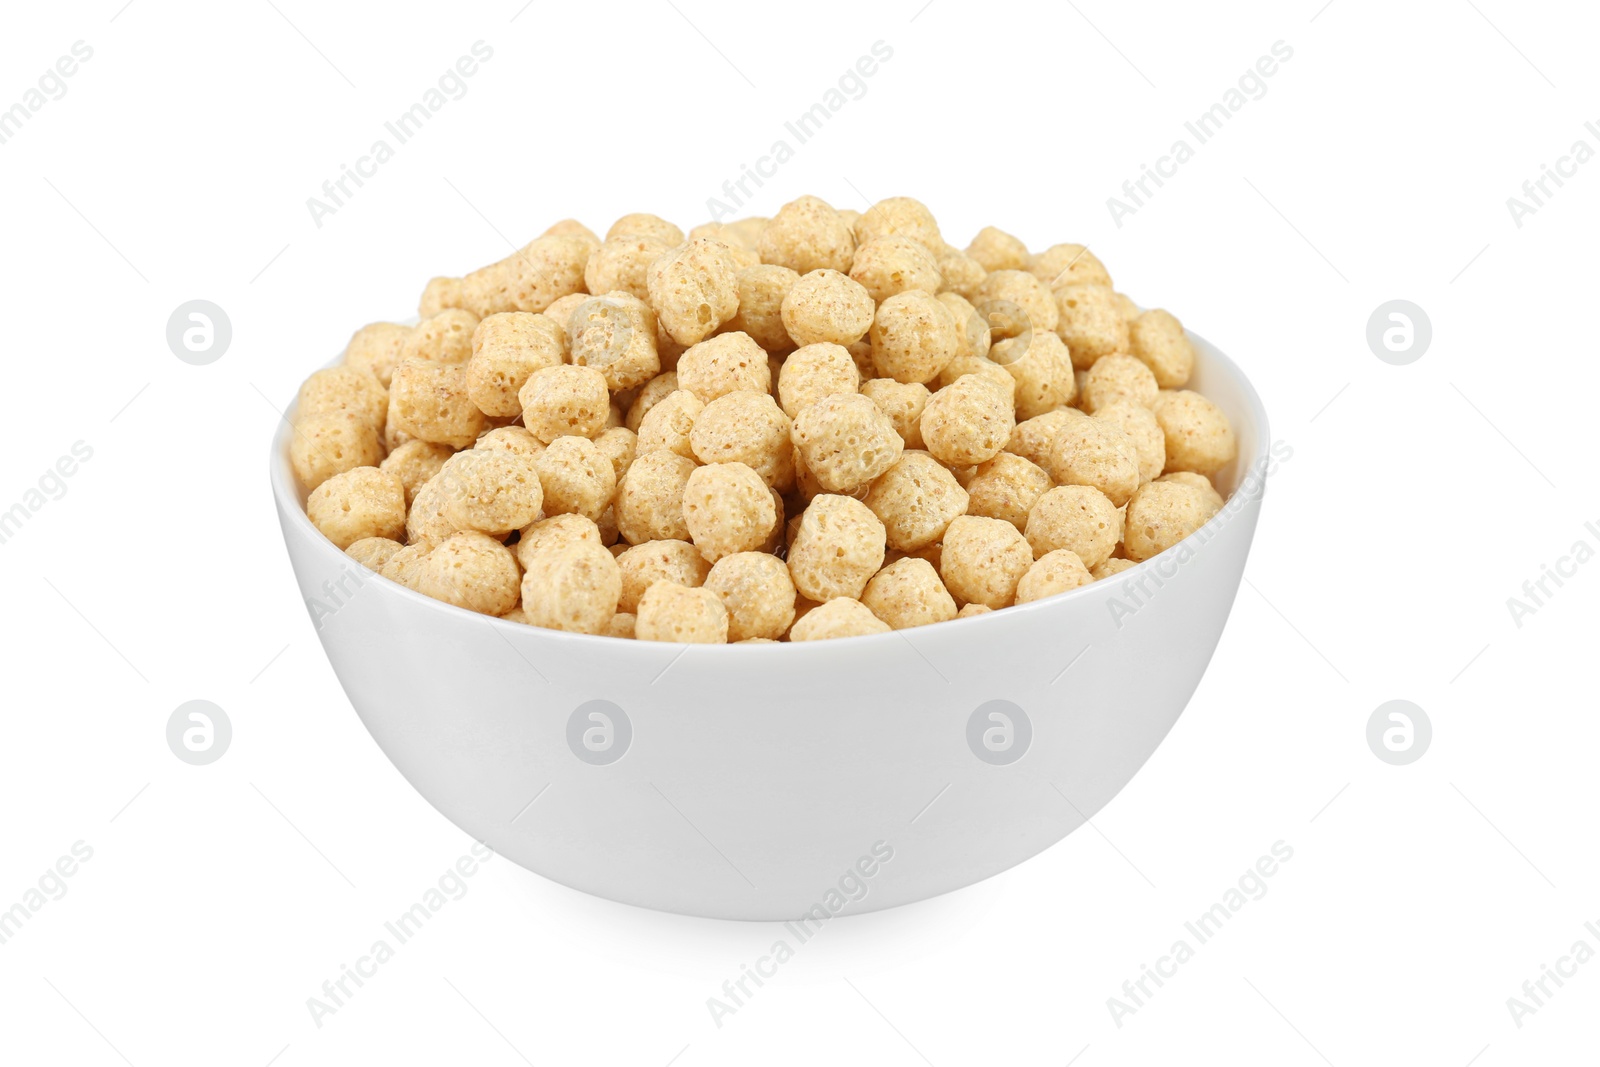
[269,330,1270,655]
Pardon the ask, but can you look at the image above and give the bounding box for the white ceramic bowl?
[272,333,1268,920]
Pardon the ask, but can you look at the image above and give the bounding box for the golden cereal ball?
[849,236,940,305]
[627,371,680,431]
[532,435,617,522]
[1006,409,1077,469]
[935,247,987,301]
[501,605,530,624]
[615,448,696,544]
[615,539,711,613]
[636,389,705,459]
[517,513,602,569]
[845,338,877,381]
[542,292,593,345]
[404,472,455,544]
[1025,485,1122,567]
[414,532,522,616]
[1032,243,1112,289]
[1129,308,1196,389]
[568,292,662,392]
[991,330,1076,421]
[676,331,771,403]
[789,597,891,641]
[935,356,1015,410]
[606,612,636,638]
[864,451,969,552]
[380,439,454,506]
[976,270,1058,334]
[1082,353,1158,413]
[861,557,957,629]
[1047,412,1140,507]
[1016,548,1093,604]
[869,289,961,385]
[781,268,875,347]
[937,292,992,361]
[476,425,545,456]
[388,359,488,448]
[689,390,794,490]
[758,195,856,274]
[606,213,684,246]
[1123,480,1212,562]
[343,322,412,387]
[704,551,797,641]
[790,393,904,493]
[437,448,544,537]
[593,426,638,485]
[682,462,777,562]
[725,264,800,354]
[965,226,1032,272]
[297,366,387,428]
[1096,401,1165,484]
[418,276,464,319]
[306,467,407,549]
[965,452,1051,532]
[777,342,860,418]
[543,218,601,245]
[787,494,887,601]
[517,364,610,443]
[1092,557,1139,581]
[1112,291,1140,324]
[585,234,672,300]
[647,237,741,346]
[724,216,769,250]
[859,378,929,451]
[402,309,480,364]
[1157,471,1224,514]
[635,582,729,643]
[346,536,404,572]
[853,196,942,251]
[1056,284,1131,369]
[940,515,1033,609]
[292,412,385,491]
[521,540,623,634]
[460,234,589,317]
[690,220,750,249]
[466,312,567,417]
[380,540,436,588]
[919,374,1016,466]
[956,603,993,619]
[1152,390,1237,475]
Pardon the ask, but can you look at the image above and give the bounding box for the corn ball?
[615,448,696,544]
[521,540,622,634]
[939,515,1033,609]
[781,268,875,347]
[790,393,904,493]
[298,366,387,429]
[568,292,661,392]
[1047,411,1140,507]
[861,557,957,629]
[1152,390,1237,475]
[418,276,463,319]
[402,309,480,365]
[346,536,404,572]
[869,290,960,385]
[864,451,969,551]
[585,234,671,300]
[615,539,711,613]
[412,532,522,617]
[532,435,616,522]
[389,358,487,448]
[676,331,771,403]
[647,237,741,346]
[1157,471,1224,515]
[935,247,987,301]
[919,374,1015,466]
[725,264,800,354]
[991,329,1076,420]
[518,364,610,443]
[787,494,886,601]
[343,322,412,387]
[965,452,1051,532]
[852,197,942,251]
[1092,557,1139,581]
[306,466,407,550]
[758,195,855,274]
[593,426,638,485]
[636,389,704,459]
[966,226,1032,272]
[466,311,567,417]
[1056,285,1130,369]
[1129,309,1195,389]
[627,371,680,431]
[789,597,891,641]
[517,513,602,569]
[292,412,385,491]
[1024,485,1122,568]
[437,447,544,537]
[1005,409,1077,469]
[1082,353,1158,413]
[682,462,777,562]
[1016,548,1093,604]
[704,551,797,641]
[1095,401,1165,484]
[1123,480,1212,562]
[1032,244,1111,289]
[859,378,929,451]
[849,236,940,305]
[976,270,1058,334]
[689,390,793,489]
[460,234,589,318]
[635,582,729,643]
[777,343,860,418]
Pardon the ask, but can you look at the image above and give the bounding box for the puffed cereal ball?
[1095,401,1165,484]
[298,366,387,428]
[376,440,449,507]
[934,247,987,301]
[676,331,771,403]
[1032,243,1111,289]
[593,426,637,484]
[864,451,969,551]
[777,343,860,418]
[939,515,1034,609]
[789,597,890,641]
[704,551,797,641]
[460,234,589,318]
[1152,390,1237,475]
[543,218,601,245]
[517,364,610,443]
[849,236,941,305]
[790,393,904,493]
[292,412,386,491]
[466,312,567,417]
[937,292,992,361]
[1082,353,1158,413]
[869,289,961,385]
[976,270,1059,333]
[1157,471,1224,514]
[1047,411,1140,507]
[1129,309,1195,388]
[1123,480,1212,562]
[935,356,1014,409]
[635,582,729,643]
[568,292,661,392]
[758,195,855,274]
[681,462,777,562]
[859,378,929,450]
[615,539,711,613]
[418,276,464,319]
[438,448,544,537]
[991,329,1076,420]
[1092,557,1139,581]
[477,426,545,456]
[1112,291,1140,324]
[343,322,412,387]
[585,234,671,300]
[956,603,993,619]
[861,557,957,629]
[966,226,1032,272]
[615,448,696,544]
[787,494,886,602]
[781,269,875,347]
[532,435,617,522]
[636,389,705,459]
[1016,548,1093,604]
[1056,285,1131,369]
[920,374,1015,466]
[965,452,1051,532]
[689,390,794,489]
[626,371,680,431]
[306,467,407,550]
[542,292,593,342]
[852,196,942,251]
[521,540,623,634]
[607,212,684,246]
[725,264,800,354]
[1005,409,1077,469]
[402,309,480,365]
[516,513,601,569]
[414,532,522,617]
[346,536,404,572]
[647,237,741,346]
[388,358,487,448]
[1025,485,1122,568]
[606,612,636,638]
[379,541,435,588]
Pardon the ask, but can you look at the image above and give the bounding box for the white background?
[1,0,1595,1063]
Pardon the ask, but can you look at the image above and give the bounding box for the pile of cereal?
[291,196,1236,643]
